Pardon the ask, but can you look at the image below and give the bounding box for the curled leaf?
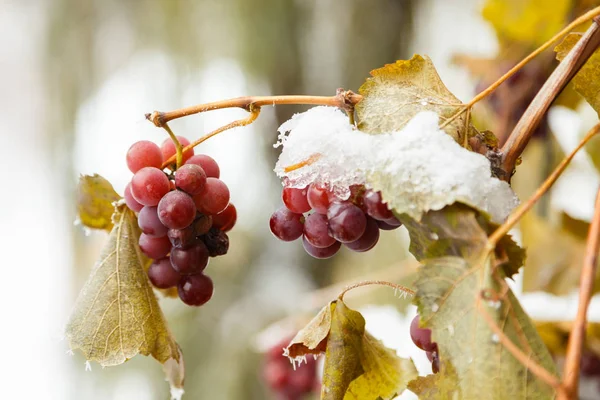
[287,300,417,400]
[407,361,460,400]
[76,174,121,231]
[356,55,477,144]
[65,206,182,372]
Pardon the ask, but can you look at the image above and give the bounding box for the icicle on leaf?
[76,174,121,231]
[555,33,600,117]
[407,361,460,400]
[483,0,570,47]
[355,55,477,144]
[65,205,182,381]
[399,204,525,279]
[287,300,417,400]
[413,255,556,399]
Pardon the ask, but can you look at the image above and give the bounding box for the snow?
[275,107,518,223]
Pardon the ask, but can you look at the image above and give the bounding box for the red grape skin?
[170,242,209,274]
[306,183,332,214]
[263,361,289,389]
[376,218,402,231]
[269,207,304,241]
[282,186,311,214]
[345,216,379,252]
[410,315,436,352]
[302,236,341,259]
[193,213,213,236]
[326,202,367,243]
[212,204,237,232]
[363,190,393,221]
[186,154,220,178]
[130,167,170,206]
[303,213,336,248]
[124,182,143,212]
[138,206,168,238]
[161,136,194,164]
[147,258,181,289]
[157,190,197,229]
[175,164,207,195]
[193,178,230,215]
[167,227,197,249]
[139,234,172,259]
[126,140,163,173]
[178,274,214,306]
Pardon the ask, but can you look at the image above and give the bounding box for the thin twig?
[478,304,565,395]
[488,123,600,247]
[146,90,362,127]
[162,123,183,168]
[160,106,261,169]
[560,187,600,399]
[501,17,600,176]
[338,280,415,301]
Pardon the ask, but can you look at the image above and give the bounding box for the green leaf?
[287,300,417,400]
[414,255,557,399]
[355,55,476,144]
[399,204,525,279]
[483,0,571,47]
[555,33,600,118]
[65,206,181,369]
[76,174,121,231]
[407,361,461,400]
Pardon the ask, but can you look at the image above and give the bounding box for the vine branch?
[560,187,600,399]
[338,280,415,301]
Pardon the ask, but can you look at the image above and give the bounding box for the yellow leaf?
[287,300,417,400]
[356,55,476,144]
[65,206,182,370]
[483,0,571,47]
[76,174,121,231]
[407,361,460,400]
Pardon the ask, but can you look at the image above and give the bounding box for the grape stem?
[560,187,600,400]
[162,123,183,169]
[337,280,415,301]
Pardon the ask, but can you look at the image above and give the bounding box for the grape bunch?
[410,315,439,373]
[123,137,236,306]
[269,183,401,259]
[263,339,320,400]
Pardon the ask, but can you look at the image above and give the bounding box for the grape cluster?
[269,183,401,259]
[124,137,236,306]
[263,339,319,400]
[410,315,439,373]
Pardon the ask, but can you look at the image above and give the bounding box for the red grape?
[175,164,206,195]
[410,315,436,352]
[161,136,194,164]
[138,206,168,238]
[139,233,172,259]
[147,258,181,289]
[326,202,367,243]
[376,218,402,231]
[193,178,230,215]
[202,227,230,256]
[263,361,289,389]
[306,183,332,214]
[124,182,143,212]
[193,213,213,236]
[345,216,379,252]
[126,140,163,173]
[270,207,304,241]
[167,227,197,249]
[186,154,220,178]
[363,190,393,221]
[157,190,196,229]
[302,236,341,259]
[212,204,237,232]
[178,274,214,306]
[303,213,335,248]
[282,186,311,214]
[130,167,170,206]
[170,242,209,274]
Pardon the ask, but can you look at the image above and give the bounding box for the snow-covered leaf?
[356,55,476,145]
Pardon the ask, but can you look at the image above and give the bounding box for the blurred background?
[3,0,600,398]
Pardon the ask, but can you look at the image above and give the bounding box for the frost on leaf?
[555,33,600,117]
[286,300,417,400]
[355,55,477,144]
[65,205,182,376]
[275,107,518,223]
[77,174,121,231]
[401,204,524,278]
[414,255,556,399]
